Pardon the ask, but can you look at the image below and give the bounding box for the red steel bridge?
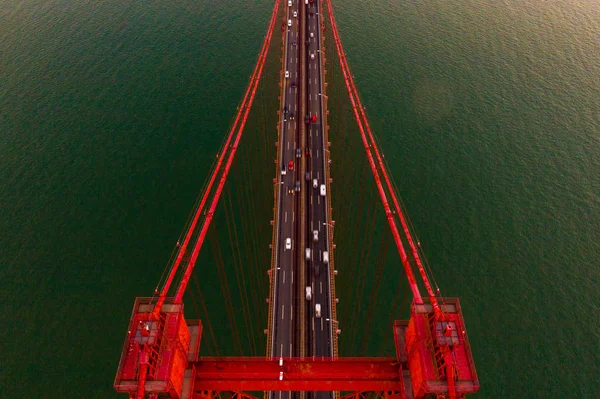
[113,0,479,399]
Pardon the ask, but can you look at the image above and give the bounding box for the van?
[315,303,321,318]
[306,286,312,300]
[320,184,326,196]
[305,248,311,261]
[323,251,329,264]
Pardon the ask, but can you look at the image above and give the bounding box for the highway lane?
[271,1,301,398]
[305,0,334,391]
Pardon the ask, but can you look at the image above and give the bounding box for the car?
[305,147,311,156]
[313,179,318,188]
[310,53,315,60]
[283,105,288,113]
[288,0,292,5]
[315,303,321,318]
[312,114,317,122]
[323,251,329,264]
[290,112,295,120]
[292,41,296,46]
[288,160,294,170]
[293,11,297,17]
[281,165,287,176]
[314,264,320,277]
[285,238,291,250]
[295,181,300,192]
[305,172,310,181]
[305,0,308,4]
[285,70,289,78]
[296,148,301,158]
[310,32,314,38]
[306,286,312,301]
[288,185,294,194]
[305,116,311,124]
[288,19,292,27]
[291,81,296,88]
[305,248,311,260]
[313,230,319,242]
[320,184,326,196]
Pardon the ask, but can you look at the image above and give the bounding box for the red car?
[288,160,294,170]
[311,114,317,122]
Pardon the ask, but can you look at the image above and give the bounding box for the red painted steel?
[324,0,422,304]
[153,0,281,315]
[193,357,404,391]
[173,0,280,303]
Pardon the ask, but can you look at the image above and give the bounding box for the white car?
[315,303,321,318]
[288,0,292,5]
[310,32,314,38]
[285,70,289,78]
[288,19,292,27]
[306,286,312,300]
[285,238,291,250]
[310,53,315,60]
[313,230,319,242]
[313,178,318,188]
[293,11,297,18]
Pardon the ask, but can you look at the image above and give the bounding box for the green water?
[1,0,599,397]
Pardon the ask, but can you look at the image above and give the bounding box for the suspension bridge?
[113,1,479,398]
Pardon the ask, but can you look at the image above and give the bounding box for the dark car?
[305,172,310,181]
[288,185,294,194]
[291,81,296,88]
[283,105,288,113]
[305,147,311,156]
[314,264,319,276]
[305,116,311,124]
[295,181,301,192]
[290,112,295,120]
[292,40,296,46]
[296,148,301,158]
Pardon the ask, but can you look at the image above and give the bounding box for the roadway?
[271,0,333,396]
[304,2,335,399]
[271,2,302,398]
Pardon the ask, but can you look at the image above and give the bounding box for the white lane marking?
[312,317,315,331]
[280,344,284,356]
[318,195,320,205]
[319,221,321,231]
[291,305,293,320]
[317,149,320,158]
[291,270,294,284]
[289,343,293,356]
[317,171,320,179]
[293,211,295,222]
[311,195,313,205]
[283,269,286,283]
[287,141,290,150]
[321,318,324,331]
[311,220,313,231]
[285,212,288,222]
[320,281,323,294]
[282,304,285,320]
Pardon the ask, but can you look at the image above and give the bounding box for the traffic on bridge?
[113,0,479,398]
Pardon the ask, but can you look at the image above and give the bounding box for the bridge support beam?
[192,357,404,391]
